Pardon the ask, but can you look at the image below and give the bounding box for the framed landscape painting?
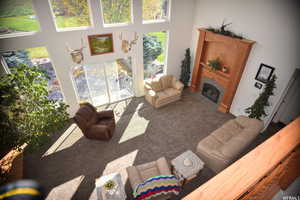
[88,34,114,56]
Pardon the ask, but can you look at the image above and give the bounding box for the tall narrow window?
[0,0,40,37]
[100,0,132,25]
[0,47,64,100]
[71,57,133,106]
[143,31,168,80]
[143,0,169,22]
[49,0,91,30]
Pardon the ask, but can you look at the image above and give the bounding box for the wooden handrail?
[183,117,300,200]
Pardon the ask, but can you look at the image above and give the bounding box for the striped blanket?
[133,175,180,200]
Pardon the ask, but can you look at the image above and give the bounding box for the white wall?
[0,0,195,116]
[190,0,300,126]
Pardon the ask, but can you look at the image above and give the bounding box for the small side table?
[95,173,127,200]
[171,150,204,185]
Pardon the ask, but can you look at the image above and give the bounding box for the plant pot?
[0,144,26,184]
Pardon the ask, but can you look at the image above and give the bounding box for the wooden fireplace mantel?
[190,28,255,113]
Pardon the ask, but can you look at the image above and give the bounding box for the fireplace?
[202,83,220,103]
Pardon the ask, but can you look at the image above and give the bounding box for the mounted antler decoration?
[66,38,85,64]
[119,32,138,53]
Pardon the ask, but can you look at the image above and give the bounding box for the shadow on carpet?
[24,93,234,200]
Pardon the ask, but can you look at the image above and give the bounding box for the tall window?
[143,31,168,80]
[143,0,169,22]
[71,57,133,106]
[100,0,131,25]
[0,0,40,36]
[0,47,64,100]
[49,0,91,30]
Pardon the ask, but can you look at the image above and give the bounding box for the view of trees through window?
[143,0,169,22]
[143,31,167,80]
[49,0,91,29]
[101,0,131,25]
[71,57,133,106]
[0,0,40,35]
[0,47,64,100]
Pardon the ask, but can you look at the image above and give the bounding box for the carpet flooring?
[24,92,235,200]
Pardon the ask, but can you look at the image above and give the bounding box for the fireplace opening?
[202,83,220,103]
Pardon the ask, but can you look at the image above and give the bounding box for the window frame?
[0,0,41,39]
[0,47,66,101]
[143,30,169,81]
[99,0,133,27]
[48,0,94,32]
[142,0,171,24]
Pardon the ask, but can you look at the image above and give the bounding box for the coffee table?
[171,150,204,185]
[95,173,127,200]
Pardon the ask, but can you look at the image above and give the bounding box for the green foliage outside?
[27,47,49,59]
[146,32,166,62]
[180,48,191,87]
[143,34,163,66]
[0,0,39,32]
[101,0,131,24]
[50,0,91,28]
[0,0,34,17]
[143,0,168,21]
[245,75,277,120]
[0,65,69,155]
[55,16,90,28]
[0,16,39,32]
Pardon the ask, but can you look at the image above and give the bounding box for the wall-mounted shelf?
[200,62,230,79]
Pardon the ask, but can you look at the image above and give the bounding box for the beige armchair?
[126,157,173,200]
[144,75,184,108]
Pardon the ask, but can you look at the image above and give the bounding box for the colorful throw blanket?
[133,175,180,200]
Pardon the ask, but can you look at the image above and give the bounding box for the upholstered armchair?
[144,75,184,108]
[126,157,173,200]
[73,103,115,140]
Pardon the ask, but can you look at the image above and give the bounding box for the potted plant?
[0,64,69,184]
[207,58,222,71]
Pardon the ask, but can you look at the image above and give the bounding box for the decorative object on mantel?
[254,82,263,89]
[206,20,244,39]
[119,32,139,53]
[255,63,275,83]
[207,58,222,71]
[245,75,277,120]
[179,48,191,87]
[88,33,114,56]
[221,66,229,73]
[190,28,255,113]
[66,38,85,64]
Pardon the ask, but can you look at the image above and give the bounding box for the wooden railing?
[183,117,300,200]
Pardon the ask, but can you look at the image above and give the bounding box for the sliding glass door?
[71,57,133,107]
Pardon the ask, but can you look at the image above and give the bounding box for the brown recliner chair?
[73,103,115,140]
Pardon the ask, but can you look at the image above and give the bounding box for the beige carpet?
[24,92,234,199]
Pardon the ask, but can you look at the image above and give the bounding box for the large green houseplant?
[0,64,69,183]
[245,75,277,120]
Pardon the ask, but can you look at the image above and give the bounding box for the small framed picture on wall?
[88,33,114,56]
[255,63,275,83]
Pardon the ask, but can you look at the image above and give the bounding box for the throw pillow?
[160,75,173,89]
[151,80,163,92]
[133,175,180,200]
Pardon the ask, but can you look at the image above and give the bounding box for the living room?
[0,0,300,199]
